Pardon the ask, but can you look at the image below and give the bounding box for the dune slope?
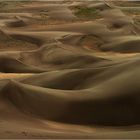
[0,0,140,139]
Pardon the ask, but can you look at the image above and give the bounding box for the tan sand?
[0,0,140,139]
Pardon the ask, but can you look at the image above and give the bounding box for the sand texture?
[0,0,140,139]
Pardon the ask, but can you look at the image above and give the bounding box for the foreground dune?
[0,0,140,138]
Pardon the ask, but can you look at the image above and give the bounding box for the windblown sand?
[0,0,140,139]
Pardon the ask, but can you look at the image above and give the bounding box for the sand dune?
[6,19,27,28]
[0,0,140,139]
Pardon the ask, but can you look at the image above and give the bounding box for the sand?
[0,0,140,139]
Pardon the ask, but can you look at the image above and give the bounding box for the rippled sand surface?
[0,0,140,138]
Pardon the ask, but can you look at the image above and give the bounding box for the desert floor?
[0,0,140,138]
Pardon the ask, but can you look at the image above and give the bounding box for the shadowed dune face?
[0,0,140,139]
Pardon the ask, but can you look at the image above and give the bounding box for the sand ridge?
[0,0,140,139]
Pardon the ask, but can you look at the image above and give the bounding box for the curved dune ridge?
[0,0,140,139]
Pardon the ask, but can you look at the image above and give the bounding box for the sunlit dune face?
[0,73,34,80]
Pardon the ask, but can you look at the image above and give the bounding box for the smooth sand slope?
[0,0,140,138]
